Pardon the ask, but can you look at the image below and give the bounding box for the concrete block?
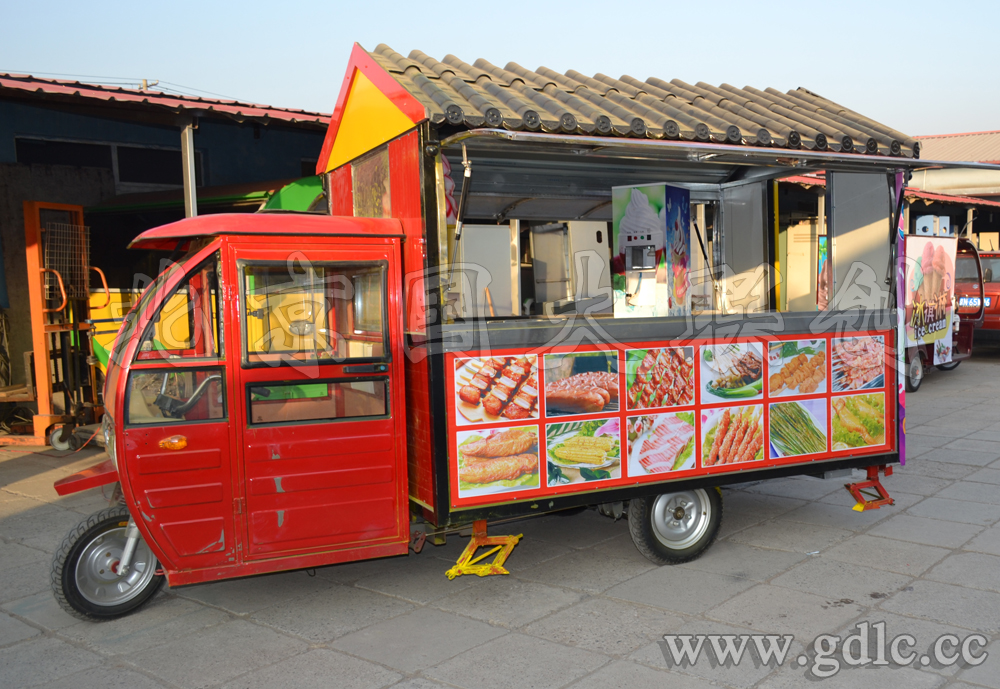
[0,637,101,688]
[521,597,685,657]
[676,540,807,582]
[707,584,867,639]
[250,583,413,643]
[605,566,755,616]
[925,552,1000,593]
[218,649,401,689]
[516,548,655,594]
[822,534,949,576]
[126,619,307,689]
[0,611,39,646]
[868,514,983,548]
[729,520,853,553]
[434,576,583,628]
[963,524,1000,556]
[769,557,913,602]
[424,631,607,689]
[905,497,1000,526]
[570,659,717,689]
[880,580,1000,633]
[331,607,506,673]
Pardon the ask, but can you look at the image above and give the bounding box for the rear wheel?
[905,354,924,392]
[936,361,961,371]
[628,488,722,565]
[51,506,164,621]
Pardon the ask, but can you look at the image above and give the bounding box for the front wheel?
[51,506,164,621]
[936,361,961,371]
[628,488,723,565]
[905,354,924,392]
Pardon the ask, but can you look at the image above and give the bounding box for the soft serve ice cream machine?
[612,183,691,317]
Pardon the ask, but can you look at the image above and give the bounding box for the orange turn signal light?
[158,435,188,451]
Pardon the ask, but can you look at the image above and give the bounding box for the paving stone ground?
[3,348,1000,688]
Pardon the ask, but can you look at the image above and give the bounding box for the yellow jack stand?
[446,520,522,579]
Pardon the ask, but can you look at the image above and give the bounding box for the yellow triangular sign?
[325,70,417,172]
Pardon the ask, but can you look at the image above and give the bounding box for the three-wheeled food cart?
[49,43,993,620]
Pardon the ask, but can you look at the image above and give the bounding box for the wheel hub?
[75,529,158,607]
[650,490,712,550]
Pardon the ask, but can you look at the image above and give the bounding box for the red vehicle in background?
[963,250,1000,345]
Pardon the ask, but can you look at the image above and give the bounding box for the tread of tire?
[50,505,140,622]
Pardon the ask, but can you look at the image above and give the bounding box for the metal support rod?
[117,518,142,575]
[181,120,198,218]
[447,144,472,280]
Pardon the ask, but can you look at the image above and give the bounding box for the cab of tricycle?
[52,213,413,619]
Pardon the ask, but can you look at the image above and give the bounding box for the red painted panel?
[249,496,397,547]
[53,459,118,496]
[388,132,427,336]
[405,355,435,513]
[160,517,227,556]
[144,483,224,509]
[248,466,394,496]
[136,448,221,475]
[124,420,236,571]
[329,165,352,216]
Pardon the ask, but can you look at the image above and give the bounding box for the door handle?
[343,363,388,374]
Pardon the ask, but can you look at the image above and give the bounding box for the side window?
[242,261,386,366]
[137,256,221,360]
[126,368,226,426]
[248,379,388,425]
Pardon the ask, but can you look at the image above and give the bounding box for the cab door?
[122,250,238,571]
[230,239,408,559]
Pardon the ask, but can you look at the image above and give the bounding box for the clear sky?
[2,0,996,137]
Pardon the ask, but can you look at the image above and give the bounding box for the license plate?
[959,296,991,307]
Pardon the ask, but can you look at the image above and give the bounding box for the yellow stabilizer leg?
[446,520,522,580]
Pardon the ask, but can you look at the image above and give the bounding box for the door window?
[241,261,387,366]
[126,368,226,425]
[137,255,221,360]
[247,378,388,425]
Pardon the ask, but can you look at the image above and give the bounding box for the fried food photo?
[456,426,540,491]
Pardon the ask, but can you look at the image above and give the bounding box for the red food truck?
[47,44,992,620]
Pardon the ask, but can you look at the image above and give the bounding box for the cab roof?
[129,213,404,250]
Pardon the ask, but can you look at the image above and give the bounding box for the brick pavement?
[3,351,1000,688]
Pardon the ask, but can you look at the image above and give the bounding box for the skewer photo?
[831,336,884,392]
[625,346,694,411]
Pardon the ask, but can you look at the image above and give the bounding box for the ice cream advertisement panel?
[904,236,955,358]
[611,184,690,318]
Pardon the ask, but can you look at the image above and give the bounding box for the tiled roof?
[915,130,1000,164]
[368,44,919,158]
[0,73,330,127]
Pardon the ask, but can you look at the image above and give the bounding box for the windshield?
[980,257,1000,284]
[956,255,980,282]
[110,243,206,366]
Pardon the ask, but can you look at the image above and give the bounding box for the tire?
[49,427,79,451]
[905,354,923,392]
[51,506,164,621]
[936,361,961,371]
[628,488,723,565]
